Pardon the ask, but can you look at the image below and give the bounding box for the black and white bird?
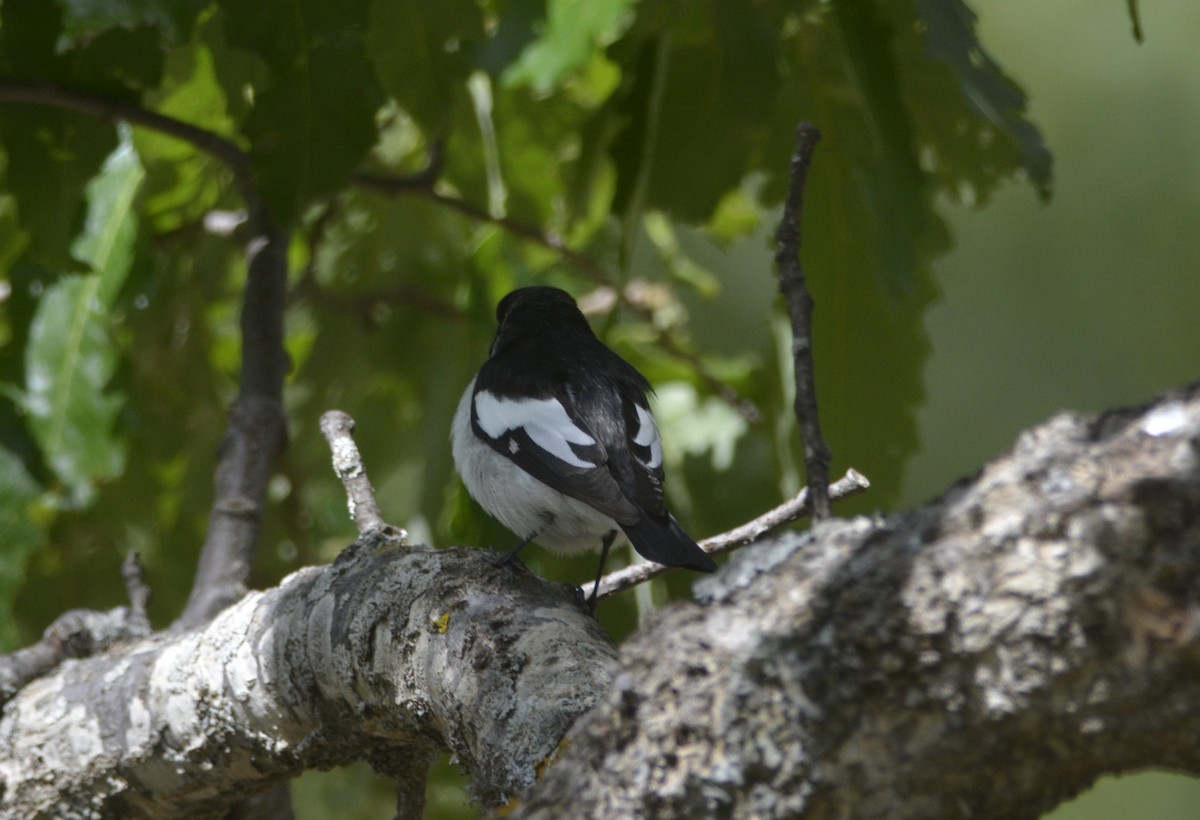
[451,286,717,605]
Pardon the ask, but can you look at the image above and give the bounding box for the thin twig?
[596,468,870,599]
[774,123,833,521]
[320,410,406,540]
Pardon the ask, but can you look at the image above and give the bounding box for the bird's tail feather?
[623,515,717,572]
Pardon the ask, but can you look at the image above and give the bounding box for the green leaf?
[916,0,1053,199]
[217,0,384,223]
[134,44,233,232]
[0,446,44,650]
[609,1,782,224]
[467,0,546,77]
[0,109,118,270]
[243,46,383,223]
[368,0,484,134]
[501,0,632,94]
[22,142,143,504]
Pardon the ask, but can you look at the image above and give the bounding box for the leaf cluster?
[0,0,1047,662]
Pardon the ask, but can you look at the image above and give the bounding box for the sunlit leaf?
[22,143,143,504]
[501,0,633,93]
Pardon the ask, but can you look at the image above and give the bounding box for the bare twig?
[320,410,406,540]
[775,123,833,521]
[596,468,870,599]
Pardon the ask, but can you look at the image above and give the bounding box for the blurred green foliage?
[1,0,1193,816]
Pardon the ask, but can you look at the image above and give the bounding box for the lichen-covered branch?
[0,537,615,817]
[5,383,1199,818]
[516,382,1200,818]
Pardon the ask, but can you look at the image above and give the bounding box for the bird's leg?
[585,530,618,613]
[487,532,538,568]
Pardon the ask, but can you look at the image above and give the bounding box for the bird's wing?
[470,385,641,525]
[619,395,669,517]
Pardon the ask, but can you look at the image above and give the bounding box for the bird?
[451,286,717,607]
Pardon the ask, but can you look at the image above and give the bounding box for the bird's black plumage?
[451,286,716,599]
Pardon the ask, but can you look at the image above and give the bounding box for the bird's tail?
[623,514,717,572]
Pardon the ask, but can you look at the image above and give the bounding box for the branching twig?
[595,468,870,600]
[774,123,832,521]
[320,409,406,540]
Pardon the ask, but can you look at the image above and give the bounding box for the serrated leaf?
[609,2,781,224]
[916,0,1053,198]
[22,143,143,504]
[243,44,382,223]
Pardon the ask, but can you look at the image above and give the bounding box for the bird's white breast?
[451,381,620,555]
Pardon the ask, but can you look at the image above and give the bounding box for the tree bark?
[3,382,1199,817]
[515,381,1200,818]
[0,539,614,817]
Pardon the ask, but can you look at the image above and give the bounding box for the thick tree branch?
[4,383,1198,816]
[775,123,833,521]
[0,536,615,816]
[516,382,1200,817]
[176,210,291,630]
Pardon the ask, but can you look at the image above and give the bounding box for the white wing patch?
[474,390,597,469]
[632,403,664,470]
